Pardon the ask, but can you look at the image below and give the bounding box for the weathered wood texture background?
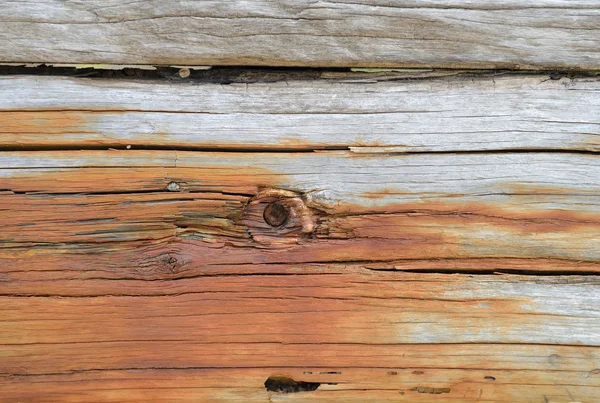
[1,0,600,69]
[1,75,599,152]
[1,72,599,402]
[1,1,600,402]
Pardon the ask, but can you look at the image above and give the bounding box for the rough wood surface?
[1,75,599,152]
[1,1,599,69]
[2,272,600,402]
[0,150,598,268]
[1,71,599,402]
[0,148,598,401]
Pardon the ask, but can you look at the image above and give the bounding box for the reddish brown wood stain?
[1,193,596,263]
[0,97,599,401]
[1,271,599,401]
[0,111,93,135]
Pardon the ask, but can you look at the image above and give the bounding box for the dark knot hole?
[263,201,290,227]
[264,376,320,393]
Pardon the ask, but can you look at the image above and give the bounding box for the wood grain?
[3,368,600,403]
[1,75,599,152]
[1,272,599,402]
[0,150,598,272]
[1,71,599,401]
[1,1,599,69]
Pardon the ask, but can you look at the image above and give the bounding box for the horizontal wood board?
[0,74,599,152]
[1,1,600,69]
[1,272,600,402]
[0,150,599,263]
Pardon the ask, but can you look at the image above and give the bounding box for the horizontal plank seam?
[0,147,598,155]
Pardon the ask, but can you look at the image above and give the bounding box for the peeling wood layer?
[0,1,599,69]
[1,75,599,152]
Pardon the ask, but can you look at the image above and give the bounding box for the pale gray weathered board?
[1,74,599,152]
[0,0,599,68]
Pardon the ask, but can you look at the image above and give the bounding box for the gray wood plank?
[0,1,599,68]
[1,74,599,152]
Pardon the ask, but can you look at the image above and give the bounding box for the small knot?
[263,201,290,227]
[243,189,316,247]
[134,252,186,279]
[159,253,185,274]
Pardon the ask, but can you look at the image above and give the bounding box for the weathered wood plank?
[3,367,599,402]
[2,273,599,346]
[1,1,599,69]
[0,151,598,271]
[1,75,599,152]
[0,69,598,403]
[1,272,599,402]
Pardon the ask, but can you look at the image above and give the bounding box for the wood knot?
[156,253,186,275]
[133,252,187,279]
[243,189,316,247]
[263,201,289,227]
[166,181,181,192]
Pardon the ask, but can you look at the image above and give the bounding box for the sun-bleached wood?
[1,75,599,152]
[0,1,599,69]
